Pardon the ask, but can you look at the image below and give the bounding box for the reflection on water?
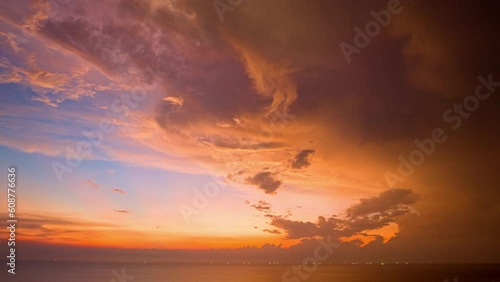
[1,261,499,282]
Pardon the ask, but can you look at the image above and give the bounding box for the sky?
[0,0,499,263]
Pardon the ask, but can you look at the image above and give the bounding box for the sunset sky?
[0,0,499,263]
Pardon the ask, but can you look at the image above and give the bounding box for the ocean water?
[1,261,499,282]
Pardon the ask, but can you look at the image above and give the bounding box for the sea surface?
[1,261,499,282]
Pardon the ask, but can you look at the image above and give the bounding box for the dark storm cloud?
[8,0,500,156]
[38,0,264,126]
[267,188,420,241]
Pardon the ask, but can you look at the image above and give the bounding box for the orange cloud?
[162,96,184,106]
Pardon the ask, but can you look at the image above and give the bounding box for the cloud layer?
[0,0,499,262]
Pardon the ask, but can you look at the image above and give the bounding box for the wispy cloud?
[263,228,282,234]
[113,209,130,214]
[84,180,99,189]
[0,31,23,53]
[162,96,184,106]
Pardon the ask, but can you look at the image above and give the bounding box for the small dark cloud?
[112,188,126,194]
[84,180,99,189]
[291,149,315,169]
[250,200,272,212]
[263,229,282,234]
[113,209,130,214]
[245,172,282,194]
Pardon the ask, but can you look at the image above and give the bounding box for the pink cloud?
[112,188,126,194]
[84,180,99,189]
